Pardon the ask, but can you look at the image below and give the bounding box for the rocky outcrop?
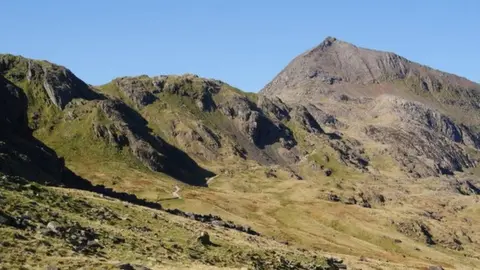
[0,54,100,109]
[113,76,158,108]
[161,74,219,112]
[41,221,103,255]
[370,96,480,149]
[365,125,474,177]
[305,104,344,128]
[291,106,324,133]
[219,95,296,149]
[395,220,435,245]
[455,180,480,195]
[170,121,222,161]
[112,74,220,111]
[257,96,291,121]
[40,64,100,109]
[165,208,260,236]
[362,96,480,176]
[328,139,369,170]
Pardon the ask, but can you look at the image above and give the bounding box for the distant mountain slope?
[260,37,480,126]
[260,37,480,177]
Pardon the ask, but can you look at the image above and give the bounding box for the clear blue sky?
[2,1,479,92]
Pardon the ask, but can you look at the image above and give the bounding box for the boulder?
[197,231,212,245]
[46,221,61,234]
[328,193,340,202]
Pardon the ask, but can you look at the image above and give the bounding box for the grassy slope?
[0,173,331,270]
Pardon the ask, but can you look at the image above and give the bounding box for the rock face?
[455,180,480,195]
[364,96,479,177]
[218,95,296,149]
[257,95,291,121]
[291,106,324,134]
[260,37,480,177]
[370,96,480,149]
[40,63,100,109]
[113,76,158,108]
[0,54,100,109]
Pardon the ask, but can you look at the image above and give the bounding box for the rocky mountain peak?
[261,37,417,98]
[318,36,337,48]
[261,37,480,122]
[0,54,100,109]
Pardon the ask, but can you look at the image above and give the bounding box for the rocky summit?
[261,37,480,178]
[1,37,480,269]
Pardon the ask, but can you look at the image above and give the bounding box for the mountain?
[261,37,480,119]
[1,38,480,269]
[261,37,480,178]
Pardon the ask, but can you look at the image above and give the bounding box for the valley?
[1,37,480,269]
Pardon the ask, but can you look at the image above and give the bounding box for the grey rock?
[365,124,474,177]
[46,221,60,234]
[291,105,323,133]
[219,95,296,150]
[1,55,100,109]
[197,231,212,245]
[114,76,158,108]
[328,193,340,202]
[257,96,290,121]
[455,180,480,195]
